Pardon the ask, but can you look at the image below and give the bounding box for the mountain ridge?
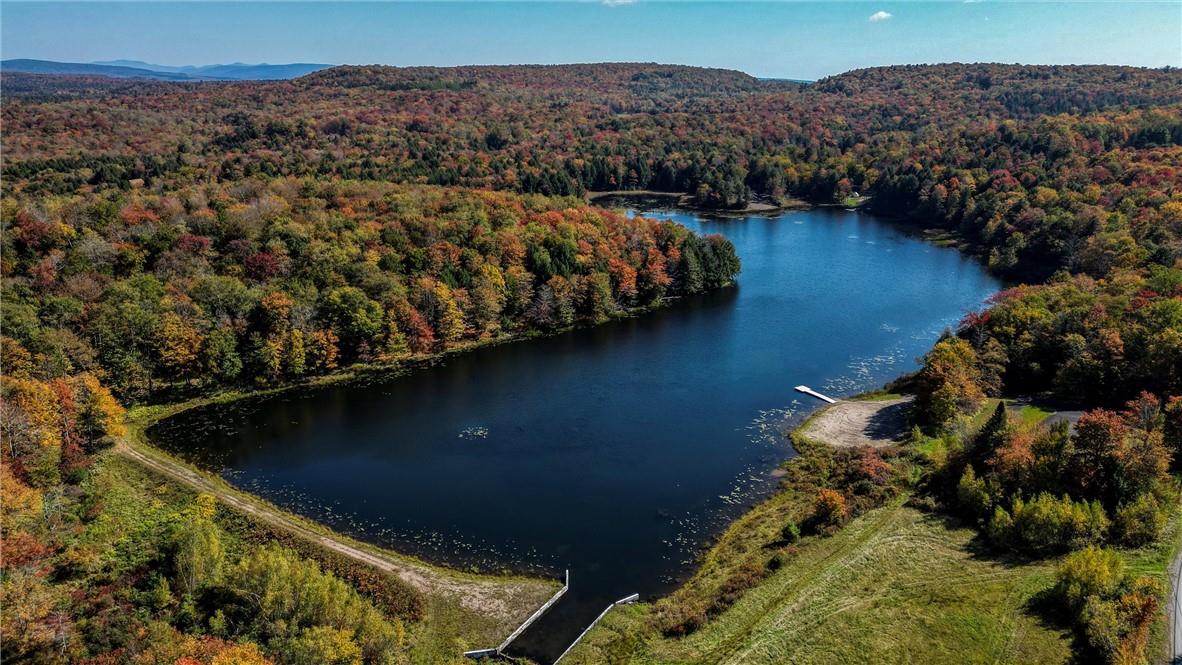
[1,58,331,81]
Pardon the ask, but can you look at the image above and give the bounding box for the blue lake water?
[150,205,1000,662]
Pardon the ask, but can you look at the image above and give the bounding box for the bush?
[1080,595,1122,659]
[781,521,801,544]
[956,466,991,521]
[711,560,768,614]
[1055,548,1162,665]
[655,558,771,638]
[1106,577,1163,664]
[653,598,707,637]
[221,546,406,664]
[1006,494,1108,555]
[811,489,849,531]
[1113,494,1165,547]
[986,506,1015,547]
[1054,546,1124,615]
[282,626,363,665]
[855,447,893,484]
[242,522,424,621]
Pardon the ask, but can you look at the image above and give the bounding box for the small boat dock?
[795,385,838,404]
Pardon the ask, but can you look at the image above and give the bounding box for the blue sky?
[3,2,1180,79]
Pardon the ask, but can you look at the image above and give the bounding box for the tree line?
[2,180,739,400]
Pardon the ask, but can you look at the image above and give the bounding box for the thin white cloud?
[602,0,637,6]
[868,10,893,22]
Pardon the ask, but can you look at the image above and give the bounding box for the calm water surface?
[151,206,1000,662]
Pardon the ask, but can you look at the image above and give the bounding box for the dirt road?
[116,440,557,631]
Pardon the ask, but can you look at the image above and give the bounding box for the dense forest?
[1,181,738,400]
[0,180,738,661]
[2,62,1181,664]
[4,64,1181,280]
[3,63,1179,401]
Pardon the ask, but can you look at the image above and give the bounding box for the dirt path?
[798,397,912,448]
[116,441,557,630]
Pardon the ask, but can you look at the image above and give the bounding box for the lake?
[149,204,1000,662]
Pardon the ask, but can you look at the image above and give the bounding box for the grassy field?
[562,396,1182,665]
[564,498,1076,664]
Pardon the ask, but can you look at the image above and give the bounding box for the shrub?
[281,626,363,665]
[956,466,991,521]
[812,489,849,530]
[1107,577,1163,664]
[985,506,1014,547]
[653,598,707,637]
[1007,494,1108,555]
[243,522,424,621]
[656,558,771,637]
[711,559,769,614]
[781,521,801,544]
[1113,494,1165,547]
[1081,595,1122,659]
[1054,546,1124,615]
[1065,561,1162,665]
[855,447,893,484]
[222,546,405,664]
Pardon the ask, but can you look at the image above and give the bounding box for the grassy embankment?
[116,393,561,661]
[563,400,1182,665]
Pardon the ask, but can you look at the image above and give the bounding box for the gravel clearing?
[798,397,913,448]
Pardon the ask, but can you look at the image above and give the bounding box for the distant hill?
[1,59,332,81]
[1,59,196,80]
[92,60,333,80]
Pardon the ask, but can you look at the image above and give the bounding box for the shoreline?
[586,189,810,215]
[121,398,565,646]
[123,296,705,574]
[128,201,979,649]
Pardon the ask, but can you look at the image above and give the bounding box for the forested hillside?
[1,181,738,400]
[4,64,1180,278]
[2,62,1181,664]
[4,63,1180,400]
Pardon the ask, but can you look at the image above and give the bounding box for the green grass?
[840,195,871,208]
[565,500,1074,665]
[850,390,904,402]
[565,394,1182,665]
[909,398,1002,467]
[562,394,1182,665]
[966,398,1003,433]
[1014,404,1054,430]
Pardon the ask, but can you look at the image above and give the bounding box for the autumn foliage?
[1,182,739,400]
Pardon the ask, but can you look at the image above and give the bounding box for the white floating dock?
[795,385,837,404]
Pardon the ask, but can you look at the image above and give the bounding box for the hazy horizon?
[3,1,1180,80]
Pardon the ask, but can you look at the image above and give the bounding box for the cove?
[149,205,1000,663]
